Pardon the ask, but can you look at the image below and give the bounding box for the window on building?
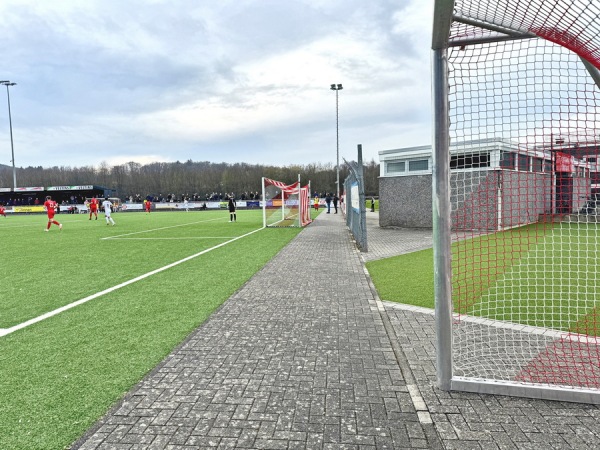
[518,154,529,171]
[386,161,405,174]
[500,151,516,169]
[408,159,429,172]
[544,159,552,173]
[450,152,490,169]
[532,158,543,172]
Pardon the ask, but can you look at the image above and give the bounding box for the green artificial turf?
[366,221,600,335]
[365,198,379,211]
[366,248,434,308]
[0,210,301,450]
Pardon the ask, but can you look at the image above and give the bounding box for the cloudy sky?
[0,0,434,170]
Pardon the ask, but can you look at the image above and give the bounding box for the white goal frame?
[432,0,600,404]
[261,176,311,228]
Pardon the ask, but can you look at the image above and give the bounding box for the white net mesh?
[263,183,300,228]
[262,177,311,228]
[443,0,600,392]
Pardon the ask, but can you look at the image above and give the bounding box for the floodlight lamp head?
[337,84,343,90]
[330,84,336,90]
[0,81,9,84]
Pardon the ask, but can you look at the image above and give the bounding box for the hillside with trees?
[0,159,379,199]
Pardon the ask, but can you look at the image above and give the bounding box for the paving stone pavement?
[364,212,600,450]
[361,212,433,262]
[72,211,600,449]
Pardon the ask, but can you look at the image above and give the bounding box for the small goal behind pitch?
[432,0,600,404]
[261,176,311,228]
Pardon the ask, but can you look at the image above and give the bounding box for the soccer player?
[228,196,236,222]
[89,196,99,220]
[0,204,6,217]
[314,196,319,211]
[144,199,152,214]
[102,197,116,226]
[43,195,62,231]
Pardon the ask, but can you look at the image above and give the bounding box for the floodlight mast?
[330,83,343,199]
[0,80,17,190]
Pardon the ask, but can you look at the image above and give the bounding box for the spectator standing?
[43,196,62,232]
[333,194,339,214]
[325,194,332,213]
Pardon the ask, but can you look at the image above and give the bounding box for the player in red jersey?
[144,199,152,214]
[43,195,62,231]
[89,196,99,220]
[0,204,6,217]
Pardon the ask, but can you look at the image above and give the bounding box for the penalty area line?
[0,226,264,338]
[101,216,224,240]
[111,237,240,240]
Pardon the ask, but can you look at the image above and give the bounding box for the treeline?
[0,159,380,198]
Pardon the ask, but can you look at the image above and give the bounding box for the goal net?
[262,177,311,228]
[432,0,600,403]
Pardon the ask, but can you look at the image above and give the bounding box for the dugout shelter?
[0,185,114,213]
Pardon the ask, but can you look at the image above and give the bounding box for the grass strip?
[367,221,600,335]
[0,211,300,449]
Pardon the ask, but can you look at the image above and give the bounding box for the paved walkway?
[73,211,600,449]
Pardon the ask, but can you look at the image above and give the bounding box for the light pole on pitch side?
[0,80,17,190]
[330,83,343,199]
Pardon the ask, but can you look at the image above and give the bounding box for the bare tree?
[0,158,378,200]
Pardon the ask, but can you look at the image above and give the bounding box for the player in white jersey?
[102,198,116,226]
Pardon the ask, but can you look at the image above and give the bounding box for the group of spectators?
[2,189,339,208]
[0,194,89,207]
[124,191,262,203]
[205,191,260,201]
[0,196,42,206]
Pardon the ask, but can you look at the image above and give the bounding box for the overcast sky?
[0,0,434,170]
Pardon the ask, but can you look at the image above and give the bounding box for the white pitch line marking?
[101,216,224,240]
[112,237,240,240]
[0,226,263,338]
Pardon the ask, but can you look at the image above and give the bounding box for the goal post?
[261,176,311,228]
[432,0,600,404]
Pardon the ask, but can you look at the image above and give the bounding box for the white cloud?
[0,0,434,173]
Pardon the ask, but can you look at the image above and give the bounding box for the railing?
[343,145,368,251]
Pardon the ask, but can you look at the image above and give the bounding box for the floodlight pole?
[551,135,555,214]
[330,83,343,199]
[0,81,17,190]
[551,135,565,215]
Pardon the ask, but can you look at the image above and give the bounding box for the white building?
[378,138,590,230]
